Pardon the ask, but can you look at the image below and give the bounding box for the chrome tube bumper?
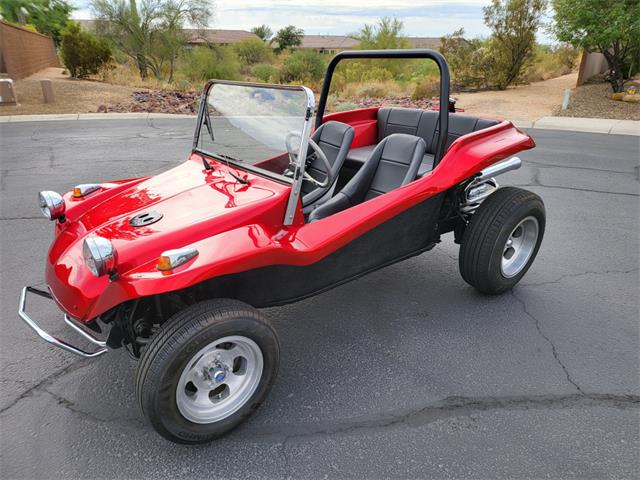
[18,286,109,358]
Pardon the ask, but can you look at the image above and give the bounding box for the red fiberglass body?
[45,106,534,323]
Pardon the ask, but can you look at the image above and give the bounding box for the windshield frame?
[192,80,315,225]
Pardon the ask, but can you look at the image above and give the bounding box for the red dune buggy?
[19,50,545,443]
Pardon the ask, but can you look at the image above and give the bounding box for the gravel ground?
[0,68,146,116]
[557,82,640,120]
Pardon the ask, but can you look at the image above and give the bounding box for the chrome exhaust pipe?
[477,157,522,181]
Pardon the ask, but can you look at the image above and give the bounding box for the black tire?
[459,187,545,294]
[136,299,279,444]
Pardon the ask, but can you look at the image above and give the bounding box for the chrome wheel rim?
[176,335,263,424]
[501,216,539,278]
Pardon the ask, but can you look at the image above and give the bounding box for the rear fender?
[432,120,535,184]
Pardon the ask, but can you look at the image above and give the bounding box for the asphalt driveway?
[0,119,638,479]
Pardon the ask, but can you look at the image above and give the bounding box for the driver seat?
[302,121,354,213]
[308,133,426,222]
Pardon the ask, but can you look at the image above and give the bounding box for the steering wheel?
[285,132,334,190]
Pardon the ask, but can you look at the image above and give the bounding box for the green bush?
[252,63,277,82]
[234,38,274,65]
[180,46,241,81]
[280,50,325,83]
[60,22,112,78]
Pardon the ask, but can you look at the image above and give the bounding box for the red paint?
[45,108,534,322]
[323,108,379,147]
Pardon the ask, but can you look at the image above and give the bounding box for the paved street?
[1,119,638,479]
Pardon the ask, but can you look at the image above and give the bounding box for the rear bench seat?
[346,108,499,176]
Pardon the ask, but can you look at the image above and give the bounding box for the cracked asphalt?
[1,119,638,479]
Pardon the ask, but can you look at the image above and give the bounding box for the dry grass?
[0,68,147,115]
[338,80,408,100]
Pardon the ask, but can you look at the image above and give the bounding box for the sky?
[71,0,552,41]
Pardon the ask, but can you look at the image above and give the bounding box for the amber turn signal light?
[73,184,102,198]
[157,248,199,271]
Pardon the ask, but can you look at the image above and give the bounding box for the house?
[291,34,442,53]
[406,37,441,50]
[183,29,260,46]
[76,21,259,46]
[296,35,360,54]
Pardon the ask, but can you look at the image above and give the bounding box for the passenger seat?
[346,108,499,177]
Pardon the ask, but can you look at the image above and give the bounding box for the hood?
[46,156,292,318]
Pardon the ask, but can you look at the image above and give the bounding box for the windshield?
[195,82,313,180]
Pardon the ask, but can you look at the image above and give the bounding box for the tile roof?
[184,29,260,44]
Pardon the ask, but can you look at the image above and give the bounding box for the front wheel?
[135,299,280,444]
[459,187,545,294]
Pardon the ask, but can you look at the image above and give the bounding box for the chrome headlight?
[83,236,117,277]
[38,191,65,221]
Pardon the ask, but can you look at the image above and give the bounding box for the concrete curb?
[531,116,640,136]
[1,113,638,136]
[0,112,196,123]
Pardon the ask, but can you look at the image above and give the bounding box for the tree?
[483,0,547,89]
[91,0,212,80]
[356,17,410,50]
[0,0,73,43]
[273,25,303,52]
[551,0,640,92]
[440,28,495,90]
[251,24,272,42]
[60,21,112,78]
[234,38,274,65]
[355,17,411,79]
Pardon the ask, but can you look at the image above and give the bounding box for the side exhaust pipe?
[460,157,522,215]
[477,157,521,181]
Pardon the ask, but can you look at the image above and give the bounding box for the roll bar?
[316,49,451,166]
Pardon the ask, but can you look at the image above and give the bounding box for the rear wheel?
[136,299,279,444]
[459,187,545,294]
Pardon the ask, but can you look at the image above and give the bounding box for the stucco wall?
[0,21,60,79]
[577,51,608,86]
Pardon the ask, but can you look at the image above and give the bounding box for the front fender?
[75,223,297,321]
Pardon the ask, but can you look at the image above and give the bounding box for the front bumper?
[18,286,109,358]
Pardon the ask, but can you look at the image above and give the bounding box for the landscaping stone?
[97,90,199,114]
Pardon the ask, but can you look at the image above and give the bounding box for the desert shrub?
[359,81,404,98]
[410,60,441,82]
[60,22,112,78]
[280,50,325,83]
[334,102,359,112]
[554,43,579,70]
[412,79,439,100]
[252,63,277,82]
[354,83,388,98]
[234,38,274,65]
[440,29,495,90]
[524,43,578,82]
[180,46,241,81]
